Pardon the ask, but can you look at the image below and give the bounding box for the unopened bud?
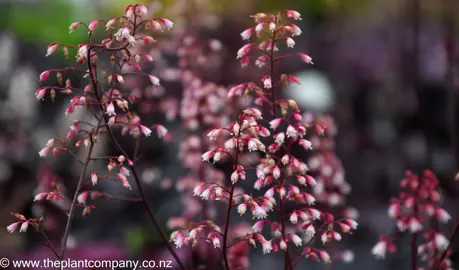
[135,54,141,64]
[63,46,69,59]
[118,155,125,163]
[108,116,115,127]
[82,207,90,217]
[56,72,63,85]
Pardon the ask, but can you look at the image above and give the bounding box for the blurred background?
[0,0,459,269]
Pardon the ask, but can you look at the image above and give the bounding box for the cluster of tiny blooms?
[7,4,183,265]
[168,36,242,266]
[305,114,358,263]
[371,170,453,270]
[169,10,357,270]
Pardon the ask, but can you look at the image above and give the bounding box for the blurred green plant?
[124,226,149,255]
[8,0,86,46]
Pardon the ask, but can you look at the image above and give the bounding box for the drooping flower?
[46,44,58,57]
[140,125,152,137]
[371,241,387,259]
[240,28,254,40]
[7,222,21,233]
[106,102,116,116]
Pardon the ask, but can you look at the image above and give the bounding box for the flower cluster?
[305,114,358,262]
[169,10,357,270]
[372,170,453,269]
[8,4,186,268]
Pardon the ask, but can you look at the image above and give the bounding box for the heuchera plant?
[5,3,369,270]
[7,4,186,270]
[171,10,358,270]
[371,170,454,270]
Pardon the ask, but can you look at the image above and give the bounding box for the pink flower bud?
[290,211,298,224]
[88,20,99,31]
[273,166,281,179]
[286,10,302,20]
[434,233,449,251]
[142,36,155,44]
[231,170,239,184]
[262,76,272,89]
[173,231,185,248]
[91,172,98,186]
[39,70,50,82]
[291,234,302,246]
[319,250,331,263]
[304,193,316,205]
[281,154,290,165]
[261,240,273,254]
[299,139,313,150]
[237,203,247,216]
[408,217,423,233]
[211,235,221,249]
[7,222,21,233]
[105,19,116,30]
[252,220,264,232]
[299,53,313,64]
[252,205,267,219]
[125,5,134,18]
[69,22,80,33]
[255,23,265,36]
[236,44,251,59]
[269,118,283,130]
[286,37,295,48]
[140,125,152,137]
[46,44,58,57]
[106,102,116,116]
[240,28,254,40]
[193,183,205,196]
[436,208,452,223]
[279,186,286,198]
[159,18,174,29]
[144,54,153,62]
[202,151,213,162]
[19,222,29,233]
[119,174,132,190]
[138,5,148,15]
[38,146,50,158]
[35,88,46,100]
[149,75,160,86]
[155,125,168,138]
[371,240,387,259]
[264,187,275,198]
[77,192,89,204]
